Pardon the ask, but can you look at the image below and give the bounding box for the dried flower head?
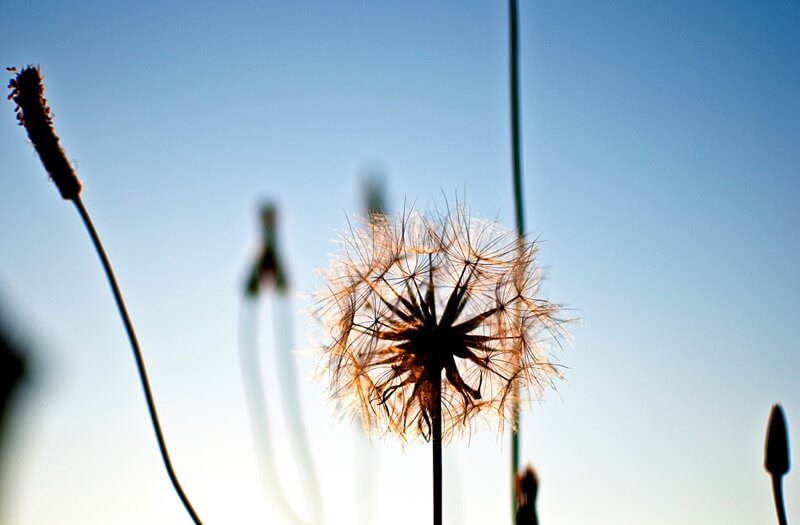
[8,65,82,200]
[315,205,565,441]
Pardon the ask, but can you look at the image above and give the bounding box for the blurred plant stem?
[240,204,322,524]
[73,197,203,524]
[274,295,324,524]
[239,298,306,524]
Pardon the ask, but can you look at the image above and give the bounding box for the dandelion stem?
[508,0,525,519]
[433,375,443,525]
[771,475,787,525]
[72,197,202,525]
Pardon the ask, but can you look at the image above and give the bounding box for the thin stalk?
[72,197,202,525]
[771,475,788,525]
[274,295,324,524]
[238,298,306,525]
[354,420,376,525]
[508,0,525,519]
[432,376,443,525]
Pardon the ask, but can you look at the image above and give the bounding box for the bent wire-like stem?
[239,298,307,525]
[771,475,787,525]
[73,197,202,525]
[273,295,324,524]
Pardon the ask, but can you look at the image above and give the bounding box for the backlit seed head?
[314,205,566,442]
[8,66,82,200]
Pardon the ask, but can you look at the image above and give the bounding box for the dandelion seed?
[314,203,566,524]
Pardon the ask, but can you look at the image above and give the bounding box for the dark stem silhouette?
[508,0,526,518]
[432,376,443,525]
[771,476,787,525]
[73,197,203,525]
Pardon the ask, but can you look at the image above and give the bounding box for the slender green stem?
[771,475,787,525]
[432,377,443,525]
[509,0,525,237]
[508,0,525,519]
[73,197,202,525]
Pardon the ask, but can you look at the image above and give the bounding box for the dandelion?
[315,204,565,525]
[8,66,203,524]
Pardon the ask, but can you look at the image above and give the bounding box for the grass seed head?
[8,66,82,200]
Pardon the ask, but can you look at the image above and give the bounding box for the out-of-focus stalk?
[241,204,322,524]
[239,298,306,524]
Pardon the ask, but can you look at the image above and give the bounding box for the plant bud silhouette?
[8,66,82,200]
[764,404,790,525]
[766,404,790,476]
[515,465,539,525]
[245,205,288,297]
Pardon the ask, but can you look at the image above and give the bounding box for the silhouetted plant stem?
[433,377,443,525]
[508,0,525,519]
[73,197,202,525]
[771,475,787,525]
[238,298,306,525]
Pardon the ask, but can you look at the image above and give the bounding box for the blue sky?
[1,1,798,524]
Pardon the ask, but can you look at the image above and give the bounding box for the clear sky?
[1,1,798,524]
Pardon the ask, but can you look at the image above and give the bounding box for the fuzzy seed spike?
[8,65,82,200]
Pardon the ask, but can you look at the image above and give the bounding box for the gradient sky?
[1,1,798,524]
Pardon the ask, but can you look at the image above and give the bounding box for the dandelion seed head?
[314,205,566,442]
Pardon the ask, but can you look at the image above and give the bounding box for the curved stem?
[72,197,202,524]
[274,295,324,524]
[238,298,307,525]
[432,378,443,525]
[771,475,787,525]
